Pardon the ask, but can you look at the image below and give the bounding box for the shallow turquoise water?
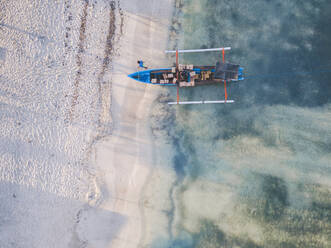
[151,1,331,247]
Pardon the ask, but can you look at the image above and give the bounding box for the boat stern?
[238,67,244,80]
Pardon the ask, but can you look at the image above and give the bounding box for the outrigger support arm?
[165,47,231,54]
[176,49,179,104]
[222,48,228,101]
[168,100,235,105]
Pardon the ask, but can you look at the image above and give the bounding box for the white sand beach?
[85,1,175,247]
[0,0,174,247]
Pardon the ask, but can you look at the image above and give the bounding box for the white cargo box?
[179,82,186,87]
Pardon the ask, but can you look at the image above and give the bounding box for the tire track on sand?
[95,0,117,136]
[67,0,89,123]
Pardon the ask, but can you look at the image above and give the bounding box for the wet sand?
[85,1,174,247]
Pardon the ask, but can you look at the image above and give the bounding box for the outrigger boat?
[128,47,244,105]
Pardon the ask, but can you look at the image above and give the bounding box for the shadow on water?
[243,174,290,222]
[260,175,289,221]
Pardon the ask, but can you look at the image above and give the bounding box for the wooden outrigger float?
[128,47,244,105]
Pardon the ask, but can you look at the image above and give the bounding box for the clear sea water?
[151,0,331,247]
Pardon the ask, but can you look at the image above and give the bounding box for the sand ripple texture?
[0,0,123,247]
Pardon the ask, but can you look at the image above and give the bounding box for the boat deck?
[128,64,244,87]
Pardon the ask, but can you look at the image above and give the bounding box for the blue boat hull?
[128,68,176,86]
[128,66,244,85]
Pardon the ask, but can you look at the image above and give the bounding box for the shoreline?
[86,1,176,247]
